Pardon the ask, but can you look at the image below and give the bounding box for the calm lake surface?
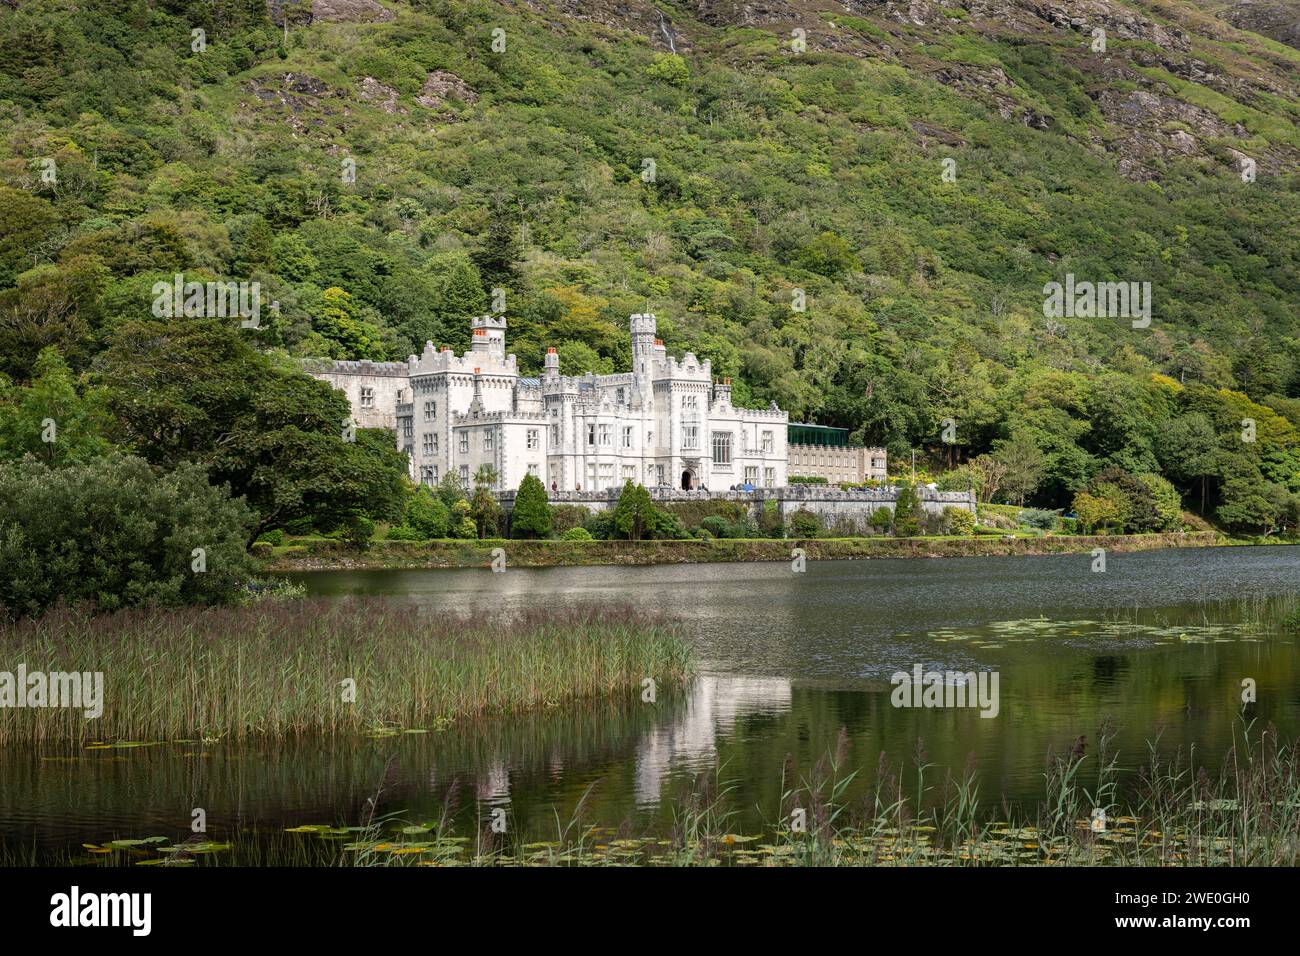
[5,546,1300,857]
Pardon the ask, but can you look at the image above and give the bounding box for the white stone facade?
[311,313,789,493]
[306,359,411,430]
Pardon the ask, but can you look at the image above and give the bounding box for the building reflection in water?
[634,674,792,808]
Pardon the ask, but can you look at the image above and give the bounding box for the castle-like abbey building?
[310,313,789,493]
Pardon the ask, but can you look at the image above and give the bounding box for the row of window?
[418,461,778,491]
[408,413,775,461]
[419,463,541,488]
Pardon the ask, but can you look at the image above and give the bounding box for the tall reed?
[0,599,693,745]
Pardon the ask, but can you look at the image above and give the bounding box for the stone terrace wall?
[498,485,975,534]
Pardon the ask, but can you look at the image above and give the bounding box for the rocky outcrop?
[310,0,394,23]
[268,0,394,24]
[1206,0,1300,50]
[356,76,401,114]
[415,70,479,113]
[242,73,347,142]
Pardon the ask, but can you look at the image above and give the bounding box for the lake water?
[4,546,1300,858]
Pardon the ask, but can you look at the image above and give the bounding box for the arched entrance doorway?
[681,470,694,490]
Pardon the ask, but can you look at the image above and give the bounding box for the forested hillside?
[1,0,1298,532]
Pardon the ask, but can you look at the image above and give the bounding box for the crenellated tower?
[630,313,657,379]
[471,314,507,359]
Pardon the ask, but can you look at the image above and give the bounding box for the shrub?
[699,515,731,538]
[407,487,450,538]
[386,525,424,541]
[0,454,256,618]
[789,508,821,538]
[584,510,615,540]
[944,506,976,536]
[870,506,894,533]
[282,517,314,535]
[789,475,829,485]
[758,500,785,538]
[450,500,476,539]
[561,526,593,541]
[649,508,691,539]
[1017,508,1057,531]
[258,528,285,546]
[345,514,375,549]
[551,504,591,533]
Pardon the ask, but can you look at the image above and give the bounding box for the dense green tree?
[992,435,1047,507]
[0,454,257,618]
[1155,413,1219,513]
[96,318,408,544]
[511,473,552,538]
[0,347,110,465]
[612,480,655,541]
[893,484,923,537]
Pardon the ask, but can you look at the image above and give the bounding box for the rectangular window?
[683,425,699,450]
[622,465,636,480]
[527,429,539,450]
[430,465,438,483]
[551,424,559,444]
[459,465,469,487]
[598,424,611,446]
[622,426,634,449]
[683,395,697,412]
[422,434,434,454]
[420,466,434,485]
[458,433,468,455]
[484,431,494,452]
[711,431,732,465]
[762,430,774,454]
[423,401,436,422]
[360,386,375,409]
[587,424,596,447]
[527,462,539,476]
[745,466,759,483]
[764,467,775,488]
[599,463,614,487]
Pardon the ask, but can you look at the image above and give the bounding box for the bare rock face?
[268,0,393,25]
[1023,0,1192,52]
[243,73,346,142]
[1218,0,1300,50]
[416,70,479,113]
[356,76,401,114]
[1095,86,1251,178]
[309,0,394,23]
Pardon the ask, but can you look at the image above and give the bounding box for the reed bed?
[18,720,1300,867]
[0,599,692,745]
